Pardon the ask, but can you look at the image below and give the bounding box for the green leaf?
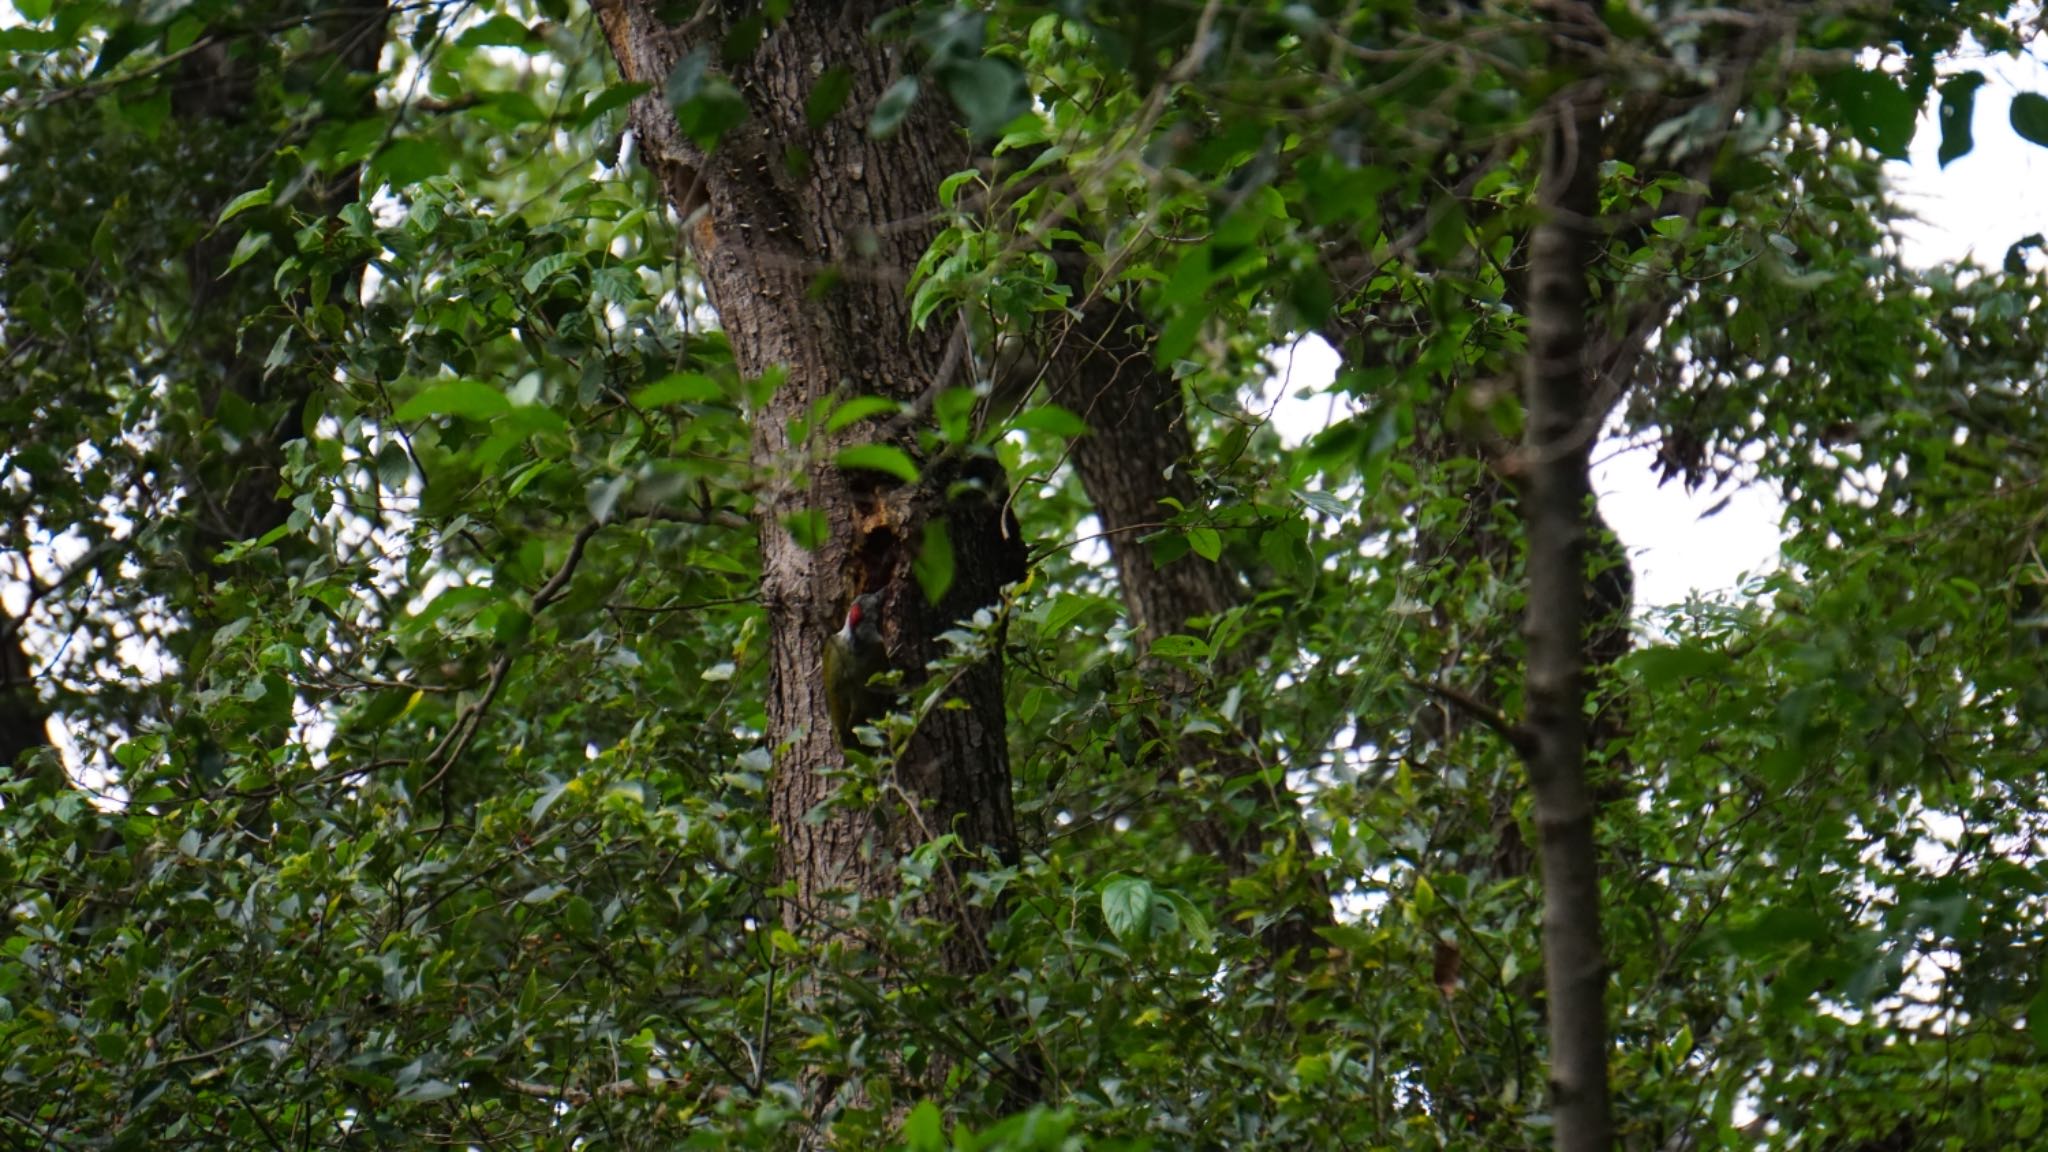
[91,20,151,76]
[224,231,272,275]
[1010,404,1089,438]
[117,87,172,137]
[13,0,52,22]
[1149,634,1210,661]
[676,75,748,149]
[665,46,748,149]
[376,441,412,488]
[834,443,920,483]
[395,380,513,422]
[1937,72,1986,168]
[825,395,899,433]
[1100,875,1154,944]
[915,520,955,604]
[1818,68,1917,159]
[455,15,534,49]
[0,26,58,50]
[1628,644,1732,688]
[942,57,1027,138]
[806,67,854,129]
[632,372,723,408]
[1187,525,1222,562]
[1041,593,1096,637]
[869,76,920,140]
[215,186,274,225]
[902,1101,945,1152]
[782,509,827,550]
[577,81,651,129]
[396,1080,459,1102]
[1259,523,1309,577]
[665,45,714,108]
[350,689,415,733]
[1294,488,1349,519]
[2011,91,2048,150]
[522,252,581,294]
[371,138,450,187]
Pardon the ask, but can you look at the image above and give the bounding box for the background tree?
[5,0,2048,1149]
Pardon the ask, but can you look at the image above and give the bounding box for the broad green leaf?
[1149,634,1210,660]
[902,1101,944,1152]
[370,138,450,186]
[632,372,723,407]
[522,252,581,293]
[1100,875,1154,944]
[806,66,853,129]
[455,14,533,49]
[394,380,513,422]
[782,509,827,550]
[577,81,651,128]
[825,395,899,433]
[834,443,920,483]
[1041,592,1096,637]
[1010,404,1089,438]
[223,231,272,275]
[1818,68,1917,159]
[665,46,748,148]
[215,186,273,225]
[915,519,954,604]
[1628,644,1732,687]
[942,57,1027,138]
[869,76,920,139]
[396,1080,459,1102]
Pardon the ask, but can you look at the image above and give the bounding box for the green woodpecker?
[822,592,887,746]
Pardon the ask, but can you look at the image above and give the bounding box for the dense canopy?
[5,1,2048,1149]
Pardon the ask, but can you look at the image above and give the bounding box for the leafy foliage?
[5,0,2048,1149]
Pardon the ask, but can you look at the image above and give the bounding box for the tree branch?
[1405,677,1534,754]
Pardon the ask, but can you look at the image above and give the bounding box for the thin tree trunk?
[596,0,1021,973]
[1519,73,1613,1152]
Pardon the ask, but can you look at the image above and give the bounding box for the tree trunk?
[596,0,1021,974]
[0,613,50,775]
[1039,298,1331,955]
[1519,70,1614,1152]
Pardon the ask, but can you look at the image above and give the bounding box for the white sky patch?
[1266,333,1787,609]
[1892,40,2048,267]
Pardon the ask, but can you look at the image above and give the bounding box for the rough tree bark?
[1518,65,1614,1152]
[596,0,1021,978]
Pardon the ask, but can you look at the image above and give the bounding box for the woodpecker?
[822,592,888,746]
